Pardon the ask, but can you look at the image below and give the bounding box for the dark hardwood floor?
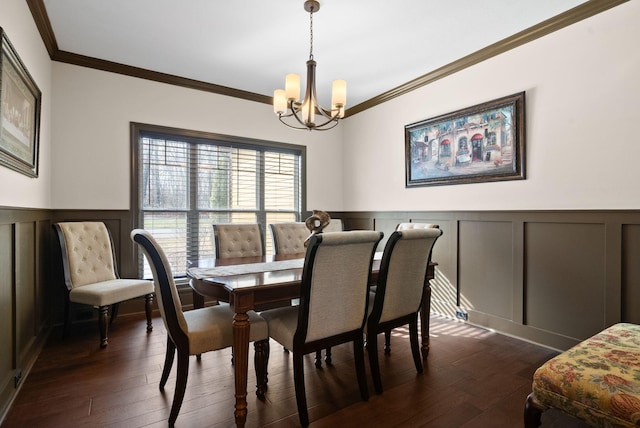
[2,313,561,428]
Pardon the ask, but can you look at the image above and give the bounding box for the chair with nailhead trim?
[54,221,154,348]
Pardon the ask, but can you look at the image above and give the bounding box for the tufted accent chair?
[366,227,443,394]
[131,229,269,426]
[213,223,265,259]
[270,222,309,255]
[54,222,154,348]
[260,230,383,427]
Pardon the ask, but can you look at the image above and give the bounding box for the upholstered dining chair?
[373,222,441,355]
[396,222,439,231]
[54,221,154,348]
[269,222,309,255]
[130,229,269,426]
[366,227,442,394]
[213,223,265,259]
[322,218,343,232]
[260,230,383,427]
[314,217,343,367]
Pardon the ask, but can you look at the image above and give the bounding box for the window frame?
[130,122,307,278]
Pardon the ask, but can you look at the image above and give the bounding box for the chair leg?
[367,331,383,394]
[325,347,332,366]
[168,349,190,426]
[160,336,176,390]
[62,298,71,339]
[409,318,423,374]
[110,303,119,325]
[384,330,391,355]
[353,335,369,401]
[293,352,310,427]
[98,305,109,348]
[524,392,545,428]
[254,339,269,399]
[144,293,153,332]
[314,348,332,368]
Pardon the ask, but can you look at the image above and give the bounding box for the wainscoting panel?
[0,208,51,421]
[335,210,640,351]
[459,220,514,321]
[3,207,640,422]
[15,222,36,364]
[622,224,640,324]
[0,224,14,414]
[525,221,607,339]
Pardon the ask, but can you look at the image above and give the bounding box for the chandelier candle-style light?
[273,0,346,131]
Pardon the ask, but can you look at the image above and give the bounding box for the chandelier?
[273,0,346,131]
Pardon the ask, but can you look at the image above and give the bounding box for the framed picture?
[405,92,525,187]
[0,27,41,177]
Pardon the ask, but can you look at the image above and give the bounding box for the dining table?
[187,252,436,427]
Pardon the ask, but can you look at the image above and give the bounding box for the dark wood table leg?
[232,308,251,427]
[191,280,205,309]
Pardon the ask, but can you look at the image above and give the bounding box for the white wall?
[342,1,640,211]
[0,0,52,208]
[11,1,640,212]
[50,64,344,210]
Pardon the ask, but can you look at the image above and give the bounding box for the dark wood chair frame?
[54,223,153,348]
[289,232,381,427]
[132,231,269,426]
[366,228,442,394]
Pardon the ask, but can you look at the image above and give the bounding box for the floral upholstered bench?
[525,323,640,428]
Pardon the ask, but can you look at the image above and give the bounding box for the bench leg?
[524,392,545,428]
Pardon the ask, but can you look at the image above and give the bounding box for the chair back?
[54,222,119,290]
[213,223,265,259]
[371,228,442,324]
[323,218,344,232]
[270,222,309,255]
[130,229,188,346]
[295,230,383,346]
[396,222,439,230]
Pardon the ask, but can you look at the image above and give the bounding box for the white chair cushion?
[68,278,154,306]
[184,304,269,355]
[259,306,299,351]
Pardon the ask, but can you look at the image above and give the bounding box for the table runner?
[188,258,305,280]
[188,252,382,280]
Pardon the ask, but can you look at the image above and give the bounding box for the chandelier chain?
[309,5,314,60]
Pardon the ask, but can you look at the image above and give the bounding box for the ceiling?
[33,0,606,115]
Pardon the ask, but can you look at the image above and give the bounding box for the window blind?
[135,129,303,279]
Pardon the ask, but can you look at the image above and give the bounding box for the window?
[131,123,306,278]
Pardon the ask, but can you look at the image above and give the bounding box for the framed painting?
[405,92,525,187]
[0,27,41,177]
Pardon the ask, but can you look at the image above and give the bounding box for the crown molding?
[345,0,629,117]
[27,0,628,115]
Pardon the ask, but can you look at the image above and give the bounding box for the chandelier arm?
[279,109,340,131]
[288,100,313,128]
[278,114,313,131]
[307,115,340,130]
